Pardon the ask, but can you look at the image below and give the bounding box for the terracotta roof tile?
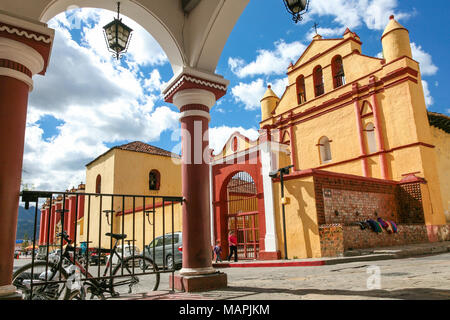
[86,141,180,167]
[428,111,450,134]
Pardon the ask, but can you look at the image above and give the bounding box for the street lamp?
[283,0,310,23]
[269,165,294,260]
[103,2,133,60]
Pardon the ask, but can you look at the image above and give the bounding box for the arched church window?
[332,56,345,88]
[313,65,324,97]
[149,170,161,190]
[365,123,377,154]
[296,75,306,104]
[318,136,332,163]
[95,174,101,194]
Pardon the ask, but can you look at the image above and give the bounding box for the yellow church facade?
[210,16,449,261]
[254,16,450,259]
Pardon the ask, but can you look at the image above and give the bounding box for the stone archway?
[39,0,186,74]
[212,159,267,261]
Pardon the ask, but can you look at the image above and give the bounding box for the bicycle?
[13,230,160,300]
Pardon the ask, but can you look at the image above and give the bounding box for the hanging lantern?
[283,0,310,23]
[103,2,133,60]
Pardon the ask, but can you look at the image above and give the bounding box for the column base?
[170,272,227,293]
[0,291,22,300]
[259,250,281,260]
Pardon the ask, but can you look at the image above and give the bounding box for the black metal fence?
[16,190,183,300]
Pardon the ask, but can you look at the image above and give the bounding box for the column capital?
[163,67,229,104]
[0,12,54,90]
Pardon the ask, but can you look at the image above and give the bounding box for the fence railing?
[17,190,183,300]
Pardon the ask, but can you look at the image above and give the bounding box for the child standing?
[213,241,223,263]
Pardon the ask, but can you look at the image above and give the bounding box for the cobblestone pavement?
[157,253,450,300]
[12,252,450,300]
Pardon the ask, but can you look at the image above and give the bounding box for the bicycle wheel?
[111,255,160,297]
[12,261,71,300]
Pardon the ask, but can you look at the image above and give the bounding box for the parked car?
[36,245,48,260]
[110,244,141,265]
[145,232,182,270]
[89,248,108,266]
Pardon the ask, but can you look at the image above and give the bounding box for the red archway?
[212,151,266,260]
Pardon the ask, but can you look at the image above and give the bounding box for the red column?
[164,74,229,290]
[180,109,213,272]
[40,206,49,246]
[68,195,77,241]
[38,209,46,245]
[49,204,56,245]
[0,15,53,296]
[0,75,30,288]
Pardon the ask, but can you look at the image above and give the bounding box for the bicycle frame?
[62,235,142,297]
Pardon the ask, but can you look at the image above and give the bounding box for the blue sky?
[22,0,448,191]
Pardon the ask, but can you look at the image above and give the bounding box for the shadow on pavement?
[217,286,450,300]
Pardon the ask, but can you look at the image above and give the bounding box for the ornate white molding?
[0,24,52,43]
[0,67,34,91]
[0,37,44,75]
[173,88,216,110]
[164,75,227,101]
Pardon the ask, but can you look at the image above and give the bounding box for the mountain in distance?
[16,206,41,241]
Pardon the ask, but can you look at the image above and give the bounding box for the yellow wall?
[272,176,321,259]
[116,202,182,251]
[78,148,182,249]
[77,151,116,246]
[431,126,450,222]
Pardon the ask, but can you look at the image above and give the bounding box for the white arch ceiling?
[0,0,250,76]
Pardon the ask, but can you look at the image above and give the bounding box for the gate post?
[0,13,54,299]
[164,70,229,292]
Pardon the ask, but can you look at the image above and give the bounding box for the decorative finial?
[313,22,319,35]
[389,15,395,20]
[268,85,272,89]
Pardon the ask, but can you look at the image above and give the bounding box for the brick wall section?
[319,223,450,256]
[314,175,399,225]
[319,224,344,257]
[343,225,429,250]
[397,183,425,224]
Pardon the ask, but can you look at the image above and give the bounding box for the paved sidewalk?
[211,241,450,268]
[120,241,450,300]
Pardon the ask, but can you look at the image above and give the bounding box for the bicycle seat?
[105,233,127,240]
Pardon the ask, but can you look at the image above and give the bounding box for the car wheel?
[166,255,174,270]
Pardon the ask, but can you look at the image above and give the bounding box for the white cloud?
[22,10,178,191]
[209,126,259,155]
[228,40,306,78]
[422,80,433,106]
[305,26,346,41]
[231,77,287,111]
[304,0,411,31]
[411,43,438,76]
[231,79,266,110]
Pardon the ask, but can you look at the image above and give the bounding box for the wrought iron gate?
[16,190,183,300]
[226,172,259,259]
